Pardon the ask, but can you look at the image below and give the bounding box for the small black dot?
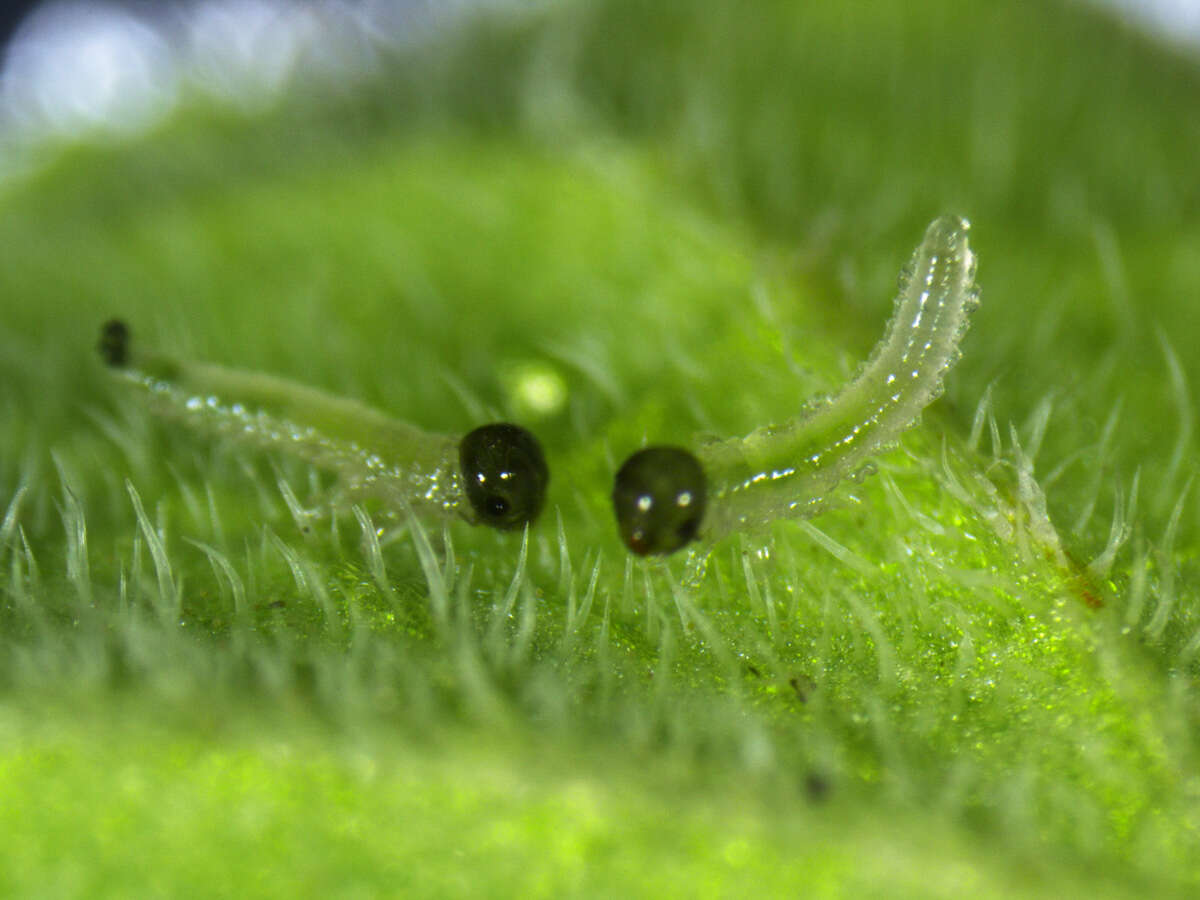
[98,319,130,368]
[459,423,549,530]
[612,446,706,556]
[804,771,832,804]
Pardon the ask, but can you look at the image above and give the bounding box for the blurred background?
[0,0,480,167]
[1,0,1197,157]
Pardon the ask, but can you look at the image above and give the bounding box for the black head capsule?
[458,423,549,530]
[99,319,130,367]
[612,445,707,556]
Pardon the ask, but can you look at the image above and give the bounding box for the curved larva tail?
[699,215,979,539]
[860,215,978,414]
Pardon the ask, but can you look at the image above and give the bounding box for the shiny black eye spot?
[99,319,130,368]
[459,423,549,531]
[612,446,706,556]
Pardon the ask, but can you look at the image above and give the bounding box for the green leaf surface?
[1,0,1198,895]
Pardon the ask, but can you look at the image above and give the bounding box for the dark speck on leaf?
[98,318,130,367]
[805,771,832,803]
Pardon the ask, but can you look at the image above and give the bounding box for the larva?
[612,215,979,555]
[98,320,549,530]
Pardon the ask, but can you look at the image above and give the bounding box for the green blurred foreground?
[1,0,1199,895]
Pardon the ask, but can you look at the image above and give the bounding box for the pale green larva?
[613,215,979,555]
[98,321,549,530]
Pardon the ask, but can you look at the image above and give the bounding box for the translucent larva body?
[613,215,979,555]
[99,321,549,530]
